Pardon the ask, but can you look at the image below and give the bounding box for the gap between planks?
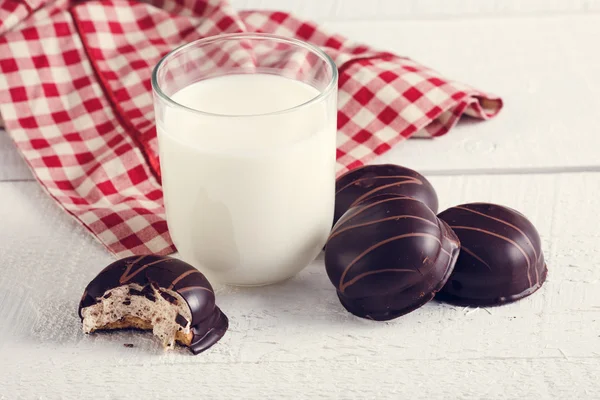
[319,10,600,23]
[2,165,600,184]
[92,354,600,369]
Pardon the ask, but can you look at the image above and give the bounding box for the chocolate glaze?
[334,164,439,226]
[437,203,547,306]
[325,194,460,321]
[79,255,228,354]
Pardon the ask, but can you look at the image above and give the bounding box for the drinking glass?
[152,33,338,286]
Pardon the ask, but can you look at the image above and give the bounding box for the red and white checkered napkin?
[0,0,502,257]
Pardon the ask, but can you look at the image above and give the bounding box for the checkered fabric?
[0,0,502,256]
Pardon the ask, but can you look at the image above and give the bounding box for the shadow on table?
[214,255,407,330]
[10,253,415,357]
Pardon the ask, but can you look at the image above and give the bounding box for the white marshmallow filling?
[81,283,193,349]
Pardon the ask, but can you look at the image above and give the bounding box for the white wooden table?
[1,1,599,398]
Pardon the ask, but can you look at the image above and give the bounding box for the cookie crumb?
[123,343,134,348]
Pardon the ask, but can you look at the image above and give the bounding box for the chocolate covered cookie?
[79,255,228,354]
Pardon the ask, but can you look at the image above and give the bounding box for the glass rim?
[151,33,338,118]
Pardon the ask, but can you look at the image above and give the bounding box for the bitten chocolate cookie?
[437,203,547,306]
[325,194,460,321]
[334,164,438,226]
[79,255,228,354]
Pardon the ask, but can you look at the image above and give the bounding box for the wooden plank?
[230,0,600,20]
[1,358,598,399]
[0,129,31,181]
[326,15,600,173]
[2,16,600,180]
[0,172,598,397]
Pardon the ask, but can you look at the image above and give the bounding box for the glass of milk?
[152,33,338,286]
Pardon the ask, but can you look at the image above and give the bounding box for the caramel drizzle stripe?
[339,233,446,293]
[177,286,214,295]
[332,196,436,235]
[449,226,533,287]
[329,215,438,241]
[336,175,422,195]
[455,206,538,259]
[333,196,413,231]
[336,164,371,181]
[168,270,202,290]
[348,179,423,208]
[117,255,146,283]
[340,268,418,292]
[119,258,177,284]
[461,246,492,272]
[99,255,145,275]
[130,255,147,264]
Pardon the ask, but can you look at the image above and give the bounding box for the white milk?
[157,74,336,286]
